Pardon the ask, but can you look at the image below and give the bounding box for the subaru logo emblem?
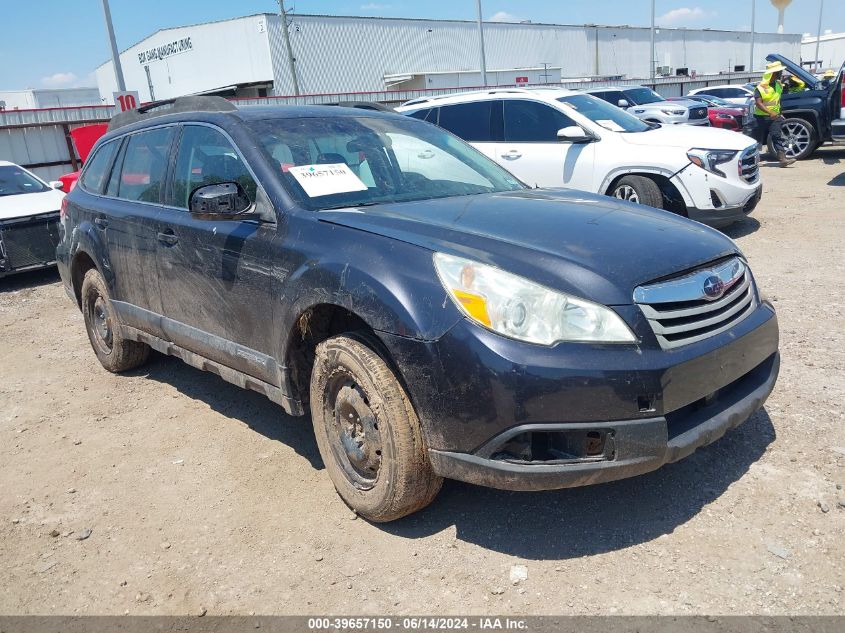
[703,275,725,300]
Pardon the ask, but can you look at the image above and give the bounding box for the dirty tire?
[310,333,442,522]
[768,117,817,160]
[611,175,664,209]
[80,268,149,372]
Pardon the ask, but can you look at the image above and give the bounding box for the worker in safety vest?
[753,60,795,167]
[820,69,836,89]
[783,72,806,93]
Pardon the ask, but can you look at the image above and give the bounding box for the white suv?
[396,88,761,228]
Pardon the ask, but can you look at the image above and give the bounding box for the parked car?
[688,85,756,106]
[58,97,780,521]
[397,88,761,228]
[667,95,752,132]
[0,161,66,278]
[754,53,845,159]
[584,85,710,126]
[58,124,109,193]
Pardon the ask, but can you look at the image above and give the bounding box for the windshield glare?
[557,95,651,133]
[624,87,664,105]
[247,115,524,210]
[0,165,50,197]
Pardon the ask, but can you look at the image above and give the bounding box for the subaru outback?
[57,97,780,521]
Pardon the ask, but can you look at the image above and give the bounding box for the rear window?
[437,102,494,142]
[79,140,119,195]
[116,127,175,203]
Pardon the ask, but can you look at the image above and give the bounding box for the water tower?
[770,0,793,34]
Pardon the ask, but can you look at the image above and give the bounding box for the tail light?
[60,196,69,221]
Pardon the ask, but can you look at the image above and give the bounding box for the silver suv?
[585,86,710,126]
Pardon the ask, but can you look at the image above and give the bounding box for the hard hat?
[822,69,835,78]
[765,61,787,73]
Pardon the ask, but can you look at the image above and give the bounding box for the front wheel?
[309,334,442,522]
[610,175,664,209]
[769,117,817,160]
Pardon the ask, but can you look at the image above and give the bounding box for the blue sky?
[1,0,841,90]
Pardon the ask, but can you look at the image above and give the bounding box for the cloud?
[656,7,709,26]
[360,3,391,9]
[41,72,78,88]
[489,11,523,23]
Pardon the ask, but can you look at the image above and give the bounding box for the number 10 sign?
[113,91,140,114]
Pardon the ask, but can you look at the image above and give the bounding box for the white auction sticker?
[288,163,368,197]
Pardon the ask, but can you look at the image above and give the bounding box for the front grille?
[0,214,61,270]
[739,145,759,184]
[634,257,757,349]
[689,106,708,120]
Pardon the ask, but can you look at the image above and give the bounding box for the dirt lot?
[1,149,843,616]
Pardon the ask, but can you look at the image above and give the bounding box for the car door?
[494,99,596,190]
[433,101,498,161]
[90,127,175,336]
[153,123,281,385]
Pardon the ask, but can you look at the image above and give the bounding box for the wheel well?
[286,304,383,410]
[70,252,97,308]
[606,173,687,217]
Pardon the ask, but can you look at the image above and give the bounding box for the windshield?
[623,87,664,105]
[0,165,50,197]
[556,94,651,133]
[696,95,731,107]
[247,115,524,211]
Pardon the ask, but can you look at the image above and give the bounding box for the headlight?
[661,108,687,116]
[686,148,738,178]
[433,253,636,345]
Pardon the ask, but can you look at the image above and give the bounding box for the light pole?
[650,0,656,81]
[814,0,825,71]
[476,0,488,86]
[278,0,301,95]
[100,0,126,92]
[750,0,756,71]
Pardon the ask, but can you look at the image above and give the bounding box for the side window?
[171,125,258,209]
[437,101,494,142]
[117,127,175,203]
[79,140,119,194]
[503,101,577,142]
[407,108,431,121]
[724,88,747,98]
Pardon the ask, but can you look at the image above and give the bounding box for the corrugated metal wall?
[0,106,113,181]
[267,14,802,95]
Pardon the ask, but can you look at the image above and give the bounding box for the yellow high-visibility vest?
[754,80,782,116]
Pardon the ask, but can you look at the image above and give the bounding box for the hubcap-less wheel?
[89,292,113,355]
[613,184,640,203]
[782,121,811,158]
[324,376,382,490]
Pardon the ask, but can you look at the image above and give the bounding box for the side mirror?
[189,182,252,219]
[557,126,596,144]
[617,99,629,108]
[49,180,64,190]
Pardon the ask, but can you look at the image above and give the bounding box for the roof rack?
[108,95,237,131]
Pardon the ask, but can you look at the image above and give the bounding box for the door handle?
[94,217,108,229]
[157,230,178,246]
[500,150,522,160]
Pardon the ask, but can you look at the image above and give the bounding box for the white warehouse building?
[95,13,802,101]
[801,32,845,71]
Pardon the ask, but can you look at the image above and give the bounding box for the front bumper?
[378,301,779,491]
[0,212,61,278]
[429,351,778,491]
[687,184,762,228]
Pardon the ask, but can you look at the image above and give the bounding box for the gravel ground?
[1,149,843,615]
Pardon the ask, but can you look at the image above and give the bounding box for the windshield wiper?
[319,201,383,211]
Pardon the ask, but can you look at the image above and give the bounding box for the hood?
[0,188,65,221]
[620,124,755,150]
[766,53,820,90]
[318,189,739,306]
[712,106,746,115]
